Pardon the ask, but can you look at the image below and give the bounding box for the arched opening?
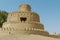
[20,17,27,22]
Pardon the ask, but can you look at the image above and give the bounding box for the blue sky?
[0,0,60,34]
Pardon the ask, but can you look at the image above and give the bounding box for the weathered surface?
[0,34,60,40]
[0,4,60,40]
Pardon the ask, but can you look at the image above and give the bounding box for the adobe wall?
[7,12,40,23]
[2,22,44,31]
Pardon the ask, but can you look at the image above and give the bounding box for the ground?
[0,34,60,40]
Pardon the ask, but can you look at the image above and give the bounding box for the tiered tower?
[2,4,49,36]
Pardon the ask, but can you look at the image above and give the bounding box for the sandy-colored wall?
[7,11,40,23]
[2,22,44,31]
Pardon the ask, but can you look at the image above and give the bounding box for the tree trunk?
[0,24,2,28]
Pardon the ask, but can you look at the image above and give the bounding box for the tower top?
[19,4,31,11]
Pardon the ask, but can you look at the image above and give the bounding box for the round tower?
[19,4,31,11]
[2,4,49,35]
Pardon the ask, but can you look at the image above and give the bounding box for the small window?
[11,14,12,16]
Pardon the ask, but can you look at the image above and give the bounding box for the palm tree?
[0,10,8,27]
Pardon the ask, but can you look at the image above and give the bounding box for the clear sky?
[0,0,60,34]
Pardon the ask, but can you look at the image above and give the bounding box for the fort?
[0,4,60,40]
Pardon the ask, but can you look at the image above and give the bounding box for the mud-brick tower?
[2,4,49,36]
